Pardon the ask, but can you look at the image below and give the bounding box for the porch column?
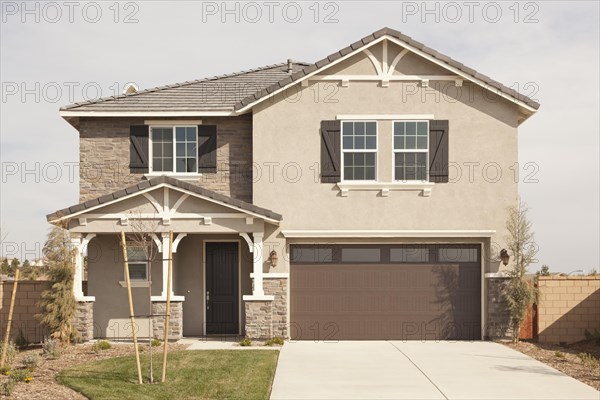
[253,233,264,296]
[160,232,170,298]
[70,233,95,301]
[151,232,185,302]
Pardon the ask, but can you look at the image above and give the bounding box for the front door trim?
[202,239,242,336]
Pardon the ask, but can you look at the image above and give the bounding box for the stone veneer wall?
[78,115,253,203]
[73,301,94,341]
[537,276,600,344]
[245,278,288,339]
[151,301,183,341]
[486,277,511,339]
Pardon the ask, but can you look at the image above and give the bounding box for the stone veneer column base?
[245,301,273,339]
[151,301,183,341]
[245,277,288,340]
[486,276,511,340]
[73,301,94,342]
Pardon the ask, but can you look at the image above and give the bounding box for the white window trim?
[340,120,378,182]
[119,261,149,286]
[392,120,430,183]
[336,181,434,197]
[149,125,199,175]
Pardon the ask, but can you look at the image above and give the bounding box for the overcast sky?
[1,1,598,273]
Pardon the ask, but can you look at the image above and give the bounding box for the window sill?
[119,280,151,288]
[144,173,202,181]
[336,181,434,197]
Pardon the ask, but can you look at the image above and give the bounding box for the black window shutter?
[320,120,341,183]
[197,125,217,173]
[428,120,449,183]
[129,125,149,173]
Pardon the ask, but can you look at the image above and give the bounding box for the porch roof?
[46,175,282,224]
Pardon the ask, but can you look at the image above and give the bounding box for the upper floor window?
[393,121,428,181]
[150,126,198,173]
[341,121,377,181]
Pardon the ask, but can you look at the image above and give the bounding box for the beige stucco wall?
[253,42,520,275]
[87,235,162,339]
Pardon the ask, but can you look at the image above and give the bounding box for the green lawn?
[57,350,279,400]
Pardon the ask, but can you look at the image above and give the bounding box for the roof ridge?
[60,61,311,111]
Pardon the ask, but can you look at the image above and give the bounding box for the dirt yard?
[1,342,186,399]
[506,340,600,391]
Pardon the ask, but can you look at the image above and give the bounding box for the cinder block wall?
[0,281,51,343]
[538,276,600,344]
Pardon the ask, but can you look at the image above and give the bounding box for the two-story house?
[48,27,539,342]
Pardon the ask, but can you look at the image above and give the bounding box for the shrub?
[22,353,40,371]
[36,225,79,343]
[265,337,285,346]
[578,353,600,368]
[93,340,112,352]
[15,329,30,348]
[502,200,537,343]
[9,368,32,383]
[0,341,17,365]
[42,338,61,359]
[554,351,564,358]
[151,339,161,347]
[0,366,10,375]
[0,380,15,396]
[239,338,252,347]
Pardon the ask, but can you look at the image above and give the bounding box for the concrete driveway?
[270,341,599,400]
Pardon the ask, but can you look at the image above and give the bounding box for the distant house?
[48,27,539,342]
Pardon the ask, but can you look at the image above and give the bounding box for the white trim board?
[282,230,496,238]
[250,273,289,279]
[60,110,235,117]
[337,114,434,120]
[49,182,280,225]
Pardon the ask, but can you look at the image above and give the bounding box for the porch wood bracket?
[171,193,189,213]
[239,233,254,253]
[172,233,187,253]
[150,233,161,249]
[142,193,162,213]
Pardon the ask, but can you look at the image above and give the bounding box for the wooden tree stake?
[121,231,143,384]
[0,268,20,368]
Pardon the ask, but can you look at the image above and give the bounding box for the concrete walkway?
[270,341,599,400]
[178,337,280,350]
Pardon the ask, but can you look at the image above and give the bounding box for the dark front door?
[205,242,239,335]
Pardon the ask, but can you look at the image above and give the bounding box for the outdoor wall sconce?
[269,250,278,267]
[500,249,510,266]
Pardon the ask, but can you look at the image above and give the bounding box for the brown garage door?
[290,244,481,340]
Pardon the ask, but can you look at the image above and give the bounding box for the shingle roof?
[60,27,539,115]
[60,61,310,112]
[235,27,540,111]
[46,176,283,222]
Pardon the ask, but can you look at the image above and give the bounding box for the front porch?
[47,176,287,341]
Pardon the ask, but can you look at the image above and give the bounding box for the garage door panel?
[290,244,481,341]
